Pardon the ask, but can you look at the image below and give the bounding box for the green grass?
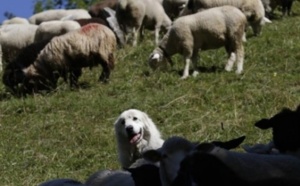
[1,4,300,185]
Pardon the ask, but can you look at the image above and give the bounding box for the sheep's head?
[255,106,300,153]
[2,67,27,95]
[148,48,172,71]
[148,52,164,70]
[22,66,58,93]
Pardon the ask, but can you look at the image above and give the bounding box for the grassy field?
[1,4,300,185]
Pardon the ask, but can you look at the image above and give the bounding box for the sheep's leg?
[69,69,82,88]
[139,25,145,42]
[132,27,138,47]
[225,52,236,72]
[191,51,199,77]
[235,45,244,74]
[154,26,160,46]
[181,57,191,79]
[99,64,110,83]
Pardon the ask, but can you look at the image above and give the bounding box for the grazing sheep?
[88,0,118,18]
[281,0,295,16]
[0,24,38,71]
[2,39,51,95]
[114,109,164,169]
[38,178,85,186]
[2,17,29,25]
[20,23,116,92]
[254,105,300,155]
[143,135,245,186]
[116,0,172,46]
[148,5,247,79]
[34,20,81,42]
[29,9,91,25]
[172,142,300,186]
[75,10,125,47]
[180,0,271,36]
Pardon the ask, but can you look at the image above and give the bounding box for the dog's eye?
[133,117,138,121]
[121,120,125,125]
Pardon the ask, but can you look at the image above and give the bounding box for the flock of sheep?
[37,104,300,186]
[0,0,299,185]
[0,0,294,95]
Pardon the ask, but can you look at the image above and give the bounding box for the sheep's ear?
[195,143,215,152]
[212,135,246,150]
[255,119,272,129]
[143,150,161,162]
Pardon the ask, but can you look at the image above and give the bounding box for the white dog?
[114,109,164,168]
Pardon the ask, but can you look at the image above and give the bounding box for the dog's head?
[114,109,155,145]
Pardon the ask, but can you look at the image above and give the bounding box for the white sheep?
[20,23,117,92]
[180,0,271,36]
[34,20,81,42]
[0,24,38,71]
[2,17,29,25]
[148,5,247,79]
[29,9,91,25]
[116,0,172,46]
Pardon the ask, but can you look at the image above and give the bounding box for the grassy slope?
[1,4,300,185]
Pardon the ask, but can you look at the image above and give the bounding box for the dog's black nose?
[126,126,134,134]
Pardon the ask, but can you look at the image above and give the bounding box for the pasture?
[1,4,300,185]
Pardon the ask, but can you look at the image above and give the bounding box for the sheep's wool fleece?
[34,23,116,70]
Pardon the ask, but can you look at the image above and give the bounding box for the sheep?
[38,178,85,186]
[261,0,283,18]
[180,0,271,36]
[0,24,38,71]
[85,164,161,186]
[88,0,118,18]
[115,0,172,46]
[85,169,135,186]
[162,0,188,20]
[2,39,51,95]
[148,5,247,79]
[29,9,91,25]
[2,17,29,25]
[281,0,295,16]
[19,23,116,93]
[34,20,81,42]
[171,142,300,186]
[143,135,245,186]
[75,10,125,47]
[254,105,300,155]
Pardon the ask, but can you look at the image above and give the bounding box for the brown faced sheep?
[21,23,117,92]
[148,5,247,79]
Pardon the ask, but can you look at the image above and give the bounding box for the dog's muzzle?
[126,126,142,144]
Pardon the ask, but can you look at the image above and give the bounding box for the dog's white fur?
[114,109,164,168]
